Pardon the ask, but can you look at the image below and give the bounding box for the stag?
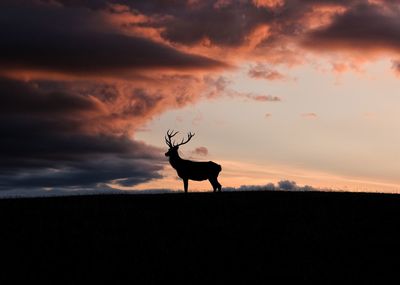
[165,130,222,193]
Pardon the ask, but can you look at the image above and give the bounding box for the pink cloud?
[247,94,281,102]
[248,64,286,81]
[392,60,400,76]
[252,0,284,9]
[192,146,209,156]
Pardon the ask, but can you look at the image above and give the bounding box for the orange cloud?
[248,63,286,80]
[301,4,347,30]
[331,62,348,74]
[252,0,284,9]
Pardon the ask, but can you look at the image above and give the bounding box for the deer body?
[169,152,222,181]
[165,131,222,193]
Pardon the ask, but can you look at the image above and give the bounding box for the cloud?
[248,63,286,80]
[18,0,398,71]
[0,77,165,190]
[246,94,281,102]
[392,60,400,76]
[301,113,318,118]
[192,147,209,156]
[331,62,348,73]
[156,1,274,47]
[0,2,227,79]
[0,78,104,117]
[203,75,282,102]
[41,1,400,57]
[302,2,400,53]
[252,0,284,9]
[223,180,325,192]
[213,0,233,9]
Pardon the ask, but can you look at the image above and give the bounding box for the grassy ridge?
[1,191,399,283]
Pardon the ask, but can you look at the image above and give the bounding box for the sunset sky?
[1,0,400,194]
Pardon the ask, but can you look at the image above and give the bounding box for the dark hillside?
[1,191,399,283]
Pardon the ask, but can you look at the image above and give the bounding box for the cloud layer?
[0,78,164,190]
[0,2,226,78]
[222,180,326,192]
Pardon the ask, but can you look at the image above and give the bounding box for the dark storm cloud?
[0,77,164,190]
[303,2,400,51]
[0,156,162,189]
[1,32,225,74]
[0,78,102,116]
[72,0,350,47]
[0,2,226,76]
[120,88,164,117]
[46,0,275,47]
[31,0,392,54]
[145,0,351,48]
[37,0,400,56]
[157,1,273,46]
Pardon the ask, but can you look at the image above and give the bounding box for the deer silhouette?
[165,130,222,193]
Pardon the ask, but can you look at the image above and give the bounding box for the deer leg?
[209,178,218,193]
[209,176,222,192]
[216,180,222,192]
[215,178,222,192]
[212,177,222,192]
[183,179,188,193]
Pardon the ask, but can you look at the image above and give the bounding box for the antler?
[165,129,179,148]
[175,132,195,147]
[165,130,195,148]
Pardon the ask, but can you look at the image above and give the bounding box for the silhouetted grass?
[0,190,398,283]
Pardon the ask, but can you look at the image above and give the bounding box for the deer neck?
[169,153,183,169]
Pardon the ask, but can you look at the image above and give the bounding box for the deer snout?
[165,151,169,157]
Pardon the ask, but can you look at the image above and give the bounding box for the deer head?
[164,130,195,157]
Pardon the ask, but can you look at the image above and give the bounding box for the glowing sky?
[1,0,400,193]
[137,58,400,192]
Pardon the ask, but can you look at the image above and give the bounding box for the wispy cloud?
[253,95,281,102]
[392,60,400,76]
[216,180,327,192]
[248,63,286,81]
[192,146,209,157]
[301,113,318,119]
